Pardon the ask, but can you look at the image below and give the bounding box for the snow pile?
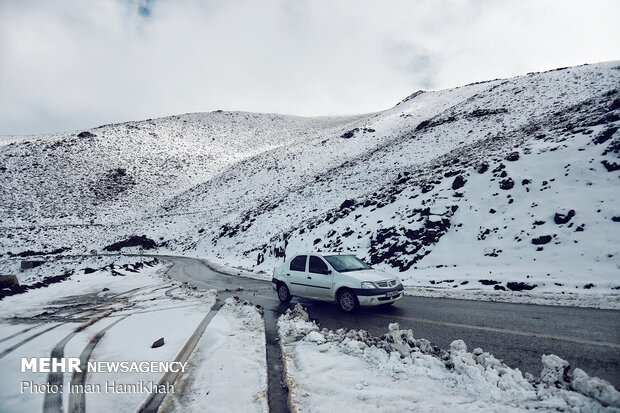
[278,304,620,412]
[166,296,268,413]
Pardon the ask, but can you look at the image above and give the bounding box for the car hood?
[340,269,397,282]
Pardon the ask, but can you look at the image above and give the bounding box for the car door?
[286,255,308,295]
[305,255,334,300]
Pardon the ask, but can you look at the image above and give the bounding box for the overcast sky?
[1,0,619,136]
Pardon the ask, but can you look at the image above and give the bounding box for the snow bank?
[278,304,620,412]
[165,296,268,413]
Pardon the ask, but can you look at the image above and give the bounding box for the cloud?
[0,0,619,135]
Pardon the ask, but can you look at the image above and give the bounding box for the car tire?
[337,289,359,313]
[277,283,292,303]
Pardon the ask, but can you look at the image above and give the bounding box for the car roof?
[292,252,357,257]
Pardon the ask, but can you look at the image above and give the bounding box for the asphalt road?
[165,256,620,389]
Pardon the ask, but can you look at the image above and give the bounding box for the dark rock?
[104,235,157,252]
[15,247,69,257]
[505,151,520,161]
[0,271,72,300]
[151,338,164,348]
[340,128,359,139]
[416,120,431,131]
[20,260,45,270]
[554,210,575,225]
[83,268,96,274]
[612,216,620,222]
[601,160,620,172]
[493,285,507,291]
[340,199,355,210]
[0,275,19,288]
[477,163,489,174]
[489,208,496,214]
[521,179,531,185]
[499,178,514,190]
[592,126,618,145]
[532,235,552,245]
[479,279,499,285]
[398,90,425,105]
[415,116,457,131]
[583,283,595,289]
[77,131,96,138]
[602,138,620,156]
[421,183,434,193]
[467,108,508,118]
[492,163,506,174]
[451,175,466,190]
[507,282,537,291]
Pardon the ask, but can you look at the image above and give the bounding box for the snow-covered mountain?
[1,61,619,295]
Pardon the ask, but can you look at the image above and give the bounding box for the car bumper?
[354,284,404,306]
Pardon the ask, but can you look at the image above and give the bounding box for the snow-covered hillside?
[1,61,619,298]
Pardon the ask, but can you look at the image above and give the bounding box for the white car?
[272,253,403,312]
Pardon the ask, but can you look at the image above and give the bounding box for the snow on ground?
[278,305,620,412]
[403,286,620,310]
[1,61,619,308]
[164,297,268,413]
[0,257,222,413]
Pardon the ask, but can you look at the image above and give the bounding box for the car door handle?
[286,273,290,276]
[307,276,312,279]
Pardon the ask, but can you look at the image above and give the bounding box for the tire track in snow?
[68,315,130,413]
[0,323,45,344]
[42,328,81,413]
[137,301,223,413]
[0,323,65,359]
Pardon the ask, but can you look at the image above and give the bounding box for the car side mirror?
[321,269,332,275]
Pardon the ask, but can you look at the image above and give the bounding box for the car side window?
[309,256,328,274]
[290,255,307,272]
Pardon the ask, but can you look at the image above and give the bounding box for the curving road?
[164,256,620,389]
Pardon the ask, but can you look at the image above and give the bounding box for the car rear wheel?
[337,289,359,312]
[277,283,292,303]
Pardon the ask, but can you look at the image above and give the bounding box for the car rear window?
[290,255,307,272]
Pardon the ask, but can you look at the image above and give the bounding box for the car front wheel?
[337,289,359,312]
[277,283,292,303]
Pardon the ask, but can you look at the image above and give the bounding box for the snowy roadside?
[0,257,217,413]
[163,296,268,413]
[278,305,620,412]
[404,286,620,310]
[195,255,271,281]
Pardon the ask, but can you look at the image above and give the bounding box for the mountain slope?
[1,61,619,296]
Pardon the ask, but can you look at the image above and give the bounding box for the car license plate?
[386,291,399,298]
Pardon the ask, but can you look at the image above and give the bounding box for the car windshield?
[324,255,372,272]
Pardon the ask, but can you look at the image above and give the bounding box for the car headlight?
[361,281,377,289]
